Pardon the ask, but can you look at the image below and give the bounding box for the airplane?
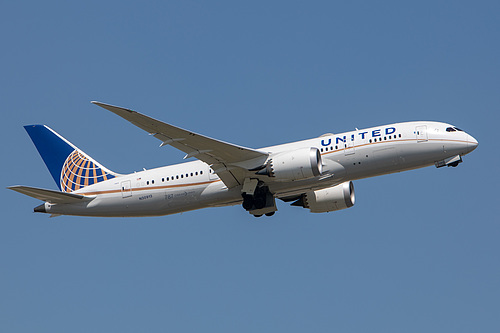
[8,102,478,218]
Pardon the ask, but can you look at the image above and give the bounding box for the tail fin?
[24,125,119,192]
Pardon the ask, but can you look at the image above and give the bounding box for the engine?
[258,147,323,181]
[293,181,355,213]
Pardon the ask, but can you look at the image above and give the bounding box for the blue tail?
[24,125,119,192]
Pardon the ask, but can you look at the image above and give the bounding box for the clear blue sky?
[1,1,499,332]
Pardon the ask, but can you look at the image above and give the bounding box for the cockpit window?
[446,127,456,132]
[454,127,463,131]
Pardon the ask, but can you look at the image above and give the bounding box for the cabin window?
[200,171,203,175]
[146,181,149,185]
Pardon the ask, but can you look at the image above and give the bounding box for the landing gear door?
[416,125,428,142]
[121,180,132,198]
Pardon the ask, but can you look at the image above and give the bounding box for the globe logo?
[60,150,115,192]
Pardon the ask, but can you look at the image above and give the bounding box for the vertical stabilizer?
[24,125,119,192]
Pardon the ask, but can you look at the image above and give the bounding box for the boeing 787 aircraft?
[9,102,478,217]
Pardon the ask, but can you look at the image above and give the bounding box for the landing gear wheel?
[254,198,266,209]
[265,212,275,217]
[253,214,263,218]
[242,194,254,210]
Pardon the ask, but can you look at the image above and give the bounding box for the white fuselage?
[42,121,478,217]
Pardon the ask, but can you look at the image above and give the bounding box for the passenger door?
[415,125,428,142]
[121,180,132,198]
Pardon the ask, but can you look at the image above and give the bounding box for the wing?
[92,102,268,188]
[8,185,93,204]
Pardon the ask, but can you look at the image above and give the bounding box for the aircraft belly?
[44,188,197,217]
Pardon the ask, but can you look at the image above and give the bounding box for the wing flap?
[8,185,93,204]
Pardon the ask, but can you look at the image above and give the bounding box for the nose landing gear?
[435,155,463,168]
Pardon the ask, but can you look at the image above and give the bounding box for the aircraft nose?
[467,133,478,153]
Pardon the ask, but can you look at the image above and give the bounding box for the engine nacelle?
[259,147,323,181]
[301,181,355,213]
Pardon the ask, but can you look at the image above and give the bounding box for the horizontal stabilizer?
[7,185,93,204]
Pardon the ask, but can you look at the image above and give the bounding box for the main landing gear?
[241,179,277,218]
